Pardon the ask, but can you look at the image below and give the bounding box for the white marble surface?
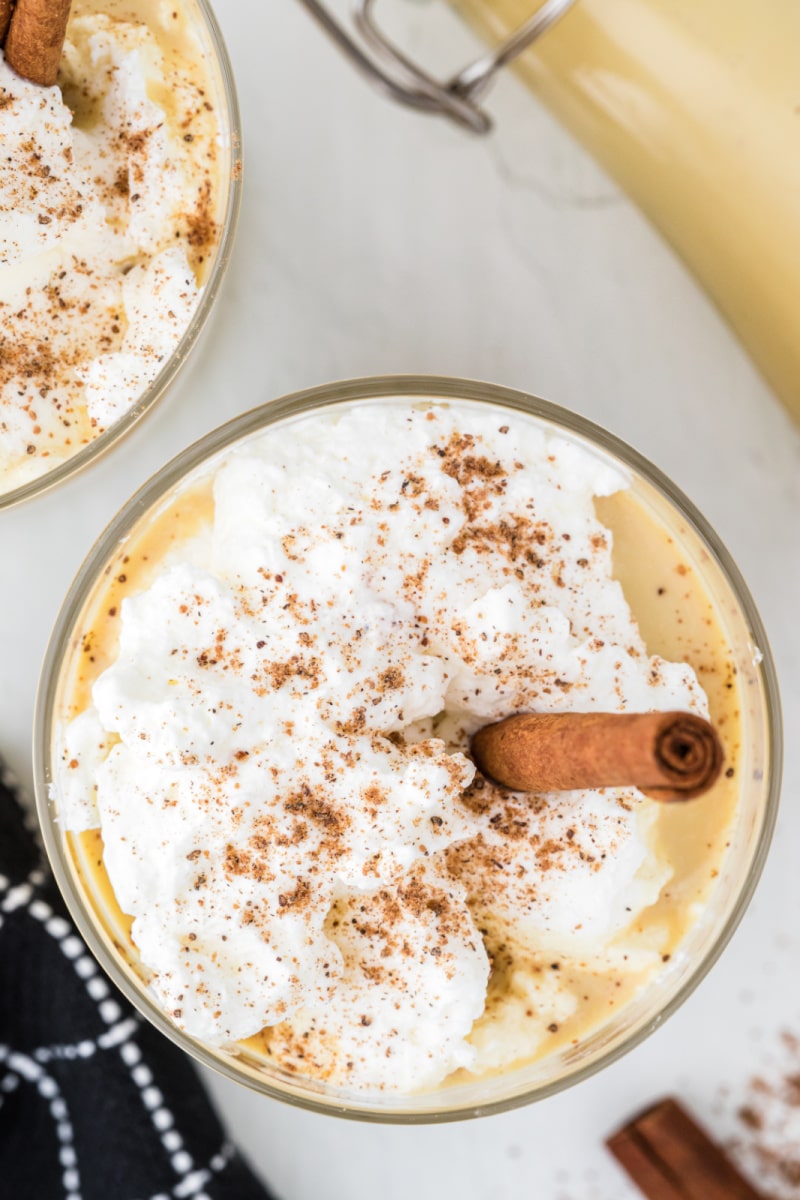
[2,1,800,1197]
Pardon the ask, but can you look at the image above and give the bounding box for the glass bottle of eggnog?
[452,0,800,422]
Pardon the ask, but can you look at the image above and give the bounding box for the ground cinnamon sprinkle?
[721,1032,800,1195]
[0,337,59,391]
[184,176,218,263]
[335,707,367,736]
[277,879,312,913]
[435,431,510,521]
[263,655,322,691]
[451,514,548,563]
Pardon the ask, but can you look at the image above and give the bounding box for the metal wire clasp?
[296,0,578,133]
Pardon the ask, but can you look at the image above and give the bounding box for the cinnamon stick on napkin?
[2,0,72,86]
[607,1098,767,1200]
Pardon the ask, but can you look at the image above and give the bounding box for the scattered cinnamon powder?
[183,177,218,264]
[720,1032,800,1196]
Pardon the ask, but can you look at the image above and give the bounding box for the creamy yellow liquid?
[57,456,742,1089]
[453,0,800,421]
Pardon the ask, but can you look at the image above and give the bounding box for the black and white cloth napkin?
[0,762,276,1200]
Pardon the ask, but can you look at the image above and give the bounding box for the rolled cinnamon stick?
[0,1,14,47]
[4,0,71,86]
[471,711,723,801]
[607,1098,765,1200]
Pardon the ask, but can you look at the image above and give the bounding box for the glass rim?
[0,0,243,513]
[33,374,783,1123]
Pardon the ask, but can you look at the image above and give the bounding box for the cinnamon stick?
[607,1097,766,1199]
[4,0,71,87]
[471,711,723,801]
[0,0,14,47]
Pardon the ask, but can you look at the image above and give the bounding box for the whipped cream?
[0,7,222,491]
[58,401,708,1090]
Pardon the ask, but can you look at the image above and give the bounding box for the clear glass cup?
[0,0,243,511]
[34,376,782,1122]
